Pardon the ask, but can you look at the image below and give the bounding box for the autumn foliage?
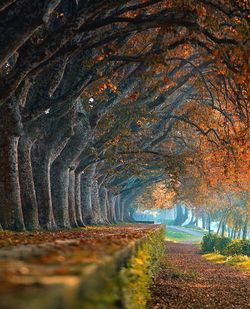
[0,0,249,232]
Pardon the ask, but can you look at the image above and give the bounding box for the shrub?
[225,240,250,257]
[214,236,231,254]
[202,234,250,257]
[201,233,218,253]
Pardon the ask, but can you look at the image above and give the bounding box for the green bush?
[202,234,231,254]
[202,234,250,257]
[214,236,231,254]
[201,234,218,253]
[224,240,250,257]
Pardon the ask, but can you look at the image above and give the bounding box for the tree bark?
[230,228,235,239]
[202,212,206,229]
[18,135,39,229]
[32,141,56,230]
[221,222,226,237]
[242,215,248,240]
[68,169,78,227]
[115,195,121,222]
[107,193,117,223]
[207,214,211,233]
[99,186,109,224]
[75,173,85,226]
[0,0,46,70]
[81,165,95,224]
[0,135,24,230]
[174,204,186,226]
[91,179,104,224]
[188,209,195,226]
[51,160,71,228]
[50,117,90,228]
[216,217,223,235]
[124,205,132,222]
[119,198,125,222]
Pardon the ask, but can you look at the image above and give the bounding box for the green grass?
[165,230,202,243]
[203,253,250,271]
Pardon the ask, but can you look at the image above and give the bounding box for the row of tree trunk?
[0,115,134,230]
[173,206,248,240]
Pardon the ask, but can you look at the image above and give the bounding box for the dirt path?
[149,242,250,309]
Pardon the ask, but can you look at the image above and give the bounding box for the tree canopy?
[0,0,249,231]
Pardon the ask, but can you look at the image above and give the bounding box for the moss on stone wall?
[120,227,165,309]
[74,228,165,309]
[76,226,165,309]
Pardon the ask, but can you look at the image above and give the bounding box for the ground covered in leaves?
[149,241,250,309]
[0,225,158,296]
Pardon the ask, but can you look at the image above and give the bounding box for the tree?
[0,0,248,230]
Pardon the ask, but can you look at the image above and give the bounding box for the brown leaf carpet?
[149,242,250,309]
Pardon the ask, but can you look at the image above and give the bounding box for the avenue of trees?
[0,0,249,231]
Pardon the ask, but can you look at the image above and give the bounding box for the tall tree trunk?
[221,222,226,237]
[51,160,71,228]
[202,212,206,229]
[50,118,90,227]
[75,173,85,226]
[105,192,112,223]
[207,214,211,233]
[115,195,121,222]
[230,228,234,239]
[18,135,39,230]
[119,198,125,222]
[68,170,78,227]
[188,209,195,226]
[216,217,223,235]
[99,186,109,224]
[194,213,198,227]
[174,204,186,226]
[107,193,117,223]
[32,141,56,230]
[31,110,75,230]
[124,206,132,222]
[0,135,24,230]
[91,179,103,224]
[81,165,96,224]
[242,215,248,240]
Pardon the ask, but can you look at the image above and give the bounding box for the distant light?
[44,108,50,114]
[89,97,94,103]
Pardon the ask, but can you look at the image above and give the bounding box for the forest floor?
[149,241,250,309]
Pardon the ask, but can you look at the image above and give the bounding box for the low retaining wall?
[0,225,165,309]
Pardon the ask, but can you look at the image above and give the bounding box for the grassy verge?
[203,253,250,271]
[165,230,202,243]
